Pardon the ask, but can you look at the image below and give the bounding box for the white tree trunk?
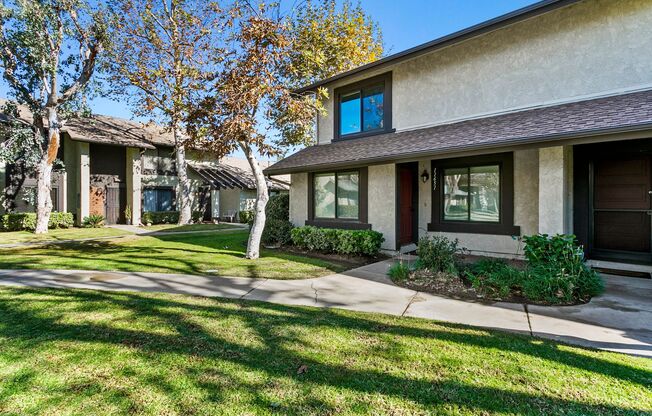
[241,143,269,260]
[175,128,192,225]
[34,108,60,234]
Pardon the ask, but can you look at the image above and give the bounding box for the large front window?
[143,188,175,212]
[443,165,500,223]
[314,172,359,220]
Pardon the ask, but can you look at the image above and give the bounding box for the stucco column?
[211,189,220,220]
[0,160,6,214]
[126,147,142,225]
[78,142,90,225]
[538,146,573,235]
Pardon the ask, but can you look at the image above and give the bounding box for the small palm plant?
[82,214,105,228]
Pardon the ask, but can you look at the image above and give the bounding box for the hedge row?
[142,211,180,225]
[291,226,384,256]
[0,212,74,232]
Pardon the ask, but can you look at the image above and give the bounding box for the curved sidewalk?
[0,260,650,357]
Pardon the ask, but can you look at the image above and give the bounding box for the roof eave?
[294,0,580,94]
[263,123,652,175]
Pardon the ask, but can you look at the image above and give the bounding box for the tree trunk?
[34,107,60,234]
[241,143,269,260]
[174,127,192,225]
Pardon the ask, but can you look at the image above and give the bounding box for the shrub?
[290,226,384,256]
[0,212,73,231]
[82,214,105,228]
[388,261,411,281]
[142,211,180,225]
[239,210,254,224]
[521,234,603,303]
[465,258,524,298]
[416,235,459,274]
[262,219,294,246]
[192,211,203,223]
[266,194,289,221]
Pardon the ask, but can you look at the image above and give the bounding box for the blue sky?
[0,0,536,158]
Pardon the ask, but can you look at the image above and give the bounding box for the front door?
[592,154,652,261]
[397,163,418,246]
[105,186,126,225]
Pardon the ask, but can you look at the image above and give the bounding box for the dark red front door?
[593,155,652,254]
[398,166,416,245]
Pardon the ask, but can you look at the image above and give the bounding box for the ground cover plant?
[0,286,649,415]
[0,230,346,279]
[392,234,603,305]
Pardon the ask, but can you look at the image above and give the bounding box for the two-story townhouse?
[0,101,289,225]
[265,0,652,266]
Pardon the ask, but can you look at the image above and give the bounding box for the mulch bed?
[267,246,389,270]
[393,255,586,306]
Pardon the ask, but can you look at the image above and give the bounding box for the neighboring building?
[0,102,288,225]
[265,0,652,264]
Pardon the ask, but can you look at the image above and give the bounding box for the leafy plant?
[416,235,459,274]
[521,234,603,303]
[82,214,105,228]
[239,210,254,224]
[0,212,73,231]
[465,258,524,298]
[290,226,384,256]
[142,211,180,225]
[266,194,289,221]
[388,261,411,281]
[262,219,294,246]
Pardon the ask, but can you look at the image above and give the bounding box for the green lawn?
[0,227,132,245]
[0,230,344,279]
[140,223,241,233]
[0,287,649,415]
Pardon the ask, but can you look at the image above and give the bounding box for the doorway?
[396,162,418,247]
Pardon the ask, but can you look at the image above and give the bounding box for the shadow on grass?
[0,231,345,278]
[0,287,649,415]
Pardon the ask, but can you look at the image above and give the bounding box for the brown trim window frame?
[333,72,393,142]
[306,168,370,230]
[428,153,520,236]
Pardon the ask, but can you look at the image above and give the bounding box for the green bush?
[192,211,203,223]
[388,261,411,281]
[239,210,254,224]
[465,258,524,298]
[82,214,105,228]
[0,212,73,231]
[290,226,384,256]
[416,235,459,274]
[266,194,289,221]
[521,234,603,303]
[142,211,180,225]
[262,219,294,246]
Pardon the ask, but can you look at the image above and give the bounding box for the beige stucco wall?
[538,145,573,235]
[289,173,308,227]
[368,164,396,250]
[219,188,241,217]
[317,0,652,143]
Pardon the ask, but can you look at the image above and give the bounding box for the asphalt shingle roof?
[265,90,652,175]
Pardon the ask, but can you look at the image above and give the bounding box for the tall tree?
[105,0,228,225]
[0,0,106,233]
[187,1,382,259]
[287,0,383,87]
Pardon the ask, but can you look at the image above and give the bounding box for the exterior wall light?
[420,169,430,183]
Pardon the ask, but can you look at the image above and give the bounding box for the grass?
[0,230,345,279]
[0,286,649,415]
[140,223,242,233]
[0,227,132,245]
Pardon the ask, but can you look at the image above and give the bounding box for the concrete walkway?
[0,260,650,357]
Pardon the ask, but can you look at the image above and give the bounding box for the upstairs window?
[335,73,391,140]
